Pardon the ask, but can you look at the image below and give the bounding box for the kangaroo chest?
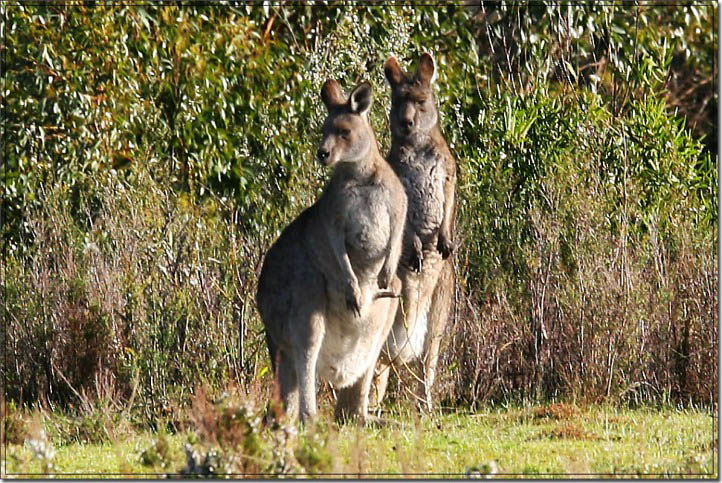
[341,182,391,260]
[392,145,446,238]
[315,179,394,388]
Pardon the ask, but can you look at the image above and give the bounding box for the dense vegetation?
[2,0,717,439]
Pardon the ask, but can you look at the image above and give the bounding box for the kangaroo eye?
[339,128,350,138]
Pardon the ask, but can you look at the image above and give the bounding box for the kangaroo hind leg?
[420,259,454,412]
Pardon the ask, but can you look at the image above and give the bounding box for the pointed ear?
[384,57,405,85]
[349,82,373,117]
[415,52,436,85]
[321,79,345,110]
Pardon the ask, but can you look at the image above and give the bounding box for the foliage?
[440,81,716,407]
[139,428,172,469]
[295,429,334,476]
[3,170,256,419]
[1,1,717,420]
[2,400,26,445]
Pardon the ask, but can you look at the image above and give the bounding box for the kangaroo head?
[317,80,375,167]
[384,53,439,140]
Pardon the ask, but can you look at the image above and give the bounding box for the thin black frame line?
[1,0,718,479]
[4,470,718,476]
[2,0,9,480]
[0,2,718,7]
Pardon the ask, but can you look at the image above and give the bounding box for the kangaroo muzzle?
[401,104,416,133]
[317,140,335,166]
[317,148,330,164]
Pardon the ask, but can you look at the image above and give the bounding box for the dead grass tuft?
[542,422,600,441]
[533,403,577,421]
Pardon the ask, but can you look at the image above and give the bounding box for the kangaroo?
[256,80,407,424]
[373,53,457,413]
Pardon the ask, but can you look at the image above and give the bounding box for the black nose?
[403,119,414,129]
[317,149,329,162]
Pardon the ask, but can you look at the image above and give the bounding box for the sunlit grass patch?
[3,405,716,478]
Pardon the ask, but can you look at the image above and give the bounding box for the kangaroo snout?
[317,148,330,164]
[401,105,416,133]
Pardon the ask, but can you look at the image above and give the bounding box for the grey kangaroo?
[374,53,457,412]
[256,80,407,424]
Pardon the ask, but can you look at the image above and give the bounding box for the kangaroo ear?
[321,79,345,110]
[349,82,373,117]
[415,52,436,85]
[384,57,405,86]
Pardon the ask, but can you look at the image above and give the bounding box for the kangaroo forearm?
[440,170,456,236]
[334,245,357,286]
[386,205,406,273]
[335,241,358,287]
[387,240,402,274]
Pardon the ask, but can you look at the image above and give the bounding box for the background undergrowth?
[2,2,717,433]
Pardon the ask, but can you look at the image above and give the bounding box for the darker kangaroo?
[256,80,407,424]
[374,53,457,412]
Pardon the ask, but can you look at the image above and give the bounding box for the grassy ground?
[3,404,717,478]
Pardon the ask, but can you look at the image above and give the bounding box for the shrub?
[2,3,716,417]
[4,168,268,419]
[440,83,716,407]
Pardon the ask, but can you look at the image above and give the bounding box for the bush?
[4,168,266,419]
[438,82,716,407]
[2,3,716,417]
[2,400,26,445]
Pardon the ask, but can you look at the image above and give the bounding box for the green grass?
[3,405,717,478]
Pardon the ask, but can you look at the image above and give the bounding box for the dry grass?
[533,403,577,421]
[541,422,600,441]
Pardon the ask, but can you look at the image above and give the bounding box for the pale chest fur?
[316,306,383,388]
[392,145,446,239]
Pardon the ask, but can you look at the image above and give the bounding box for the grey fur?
[256,80,408,424]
